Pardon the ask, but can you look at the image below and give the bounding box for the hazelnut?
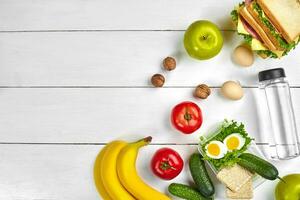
[151,74,165,87]
[194,84,211,99]
[163,57,176,71]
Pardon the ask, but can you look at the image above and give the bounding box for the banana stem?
[133,136,152,148]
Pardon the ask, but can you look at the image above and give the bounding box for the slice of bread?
[257,0,300,43]
[246,2,284,50]
[217,164,254,192]
[239,6,277,50]
[226,179,253,199]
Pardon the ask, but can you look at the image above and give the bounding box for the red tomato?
[151,148,184,180]
[171,101,203,134]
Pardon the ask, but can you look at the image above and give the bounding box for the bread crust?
[239,6,277,50]
[257,0,300,43]
[246,3,284,50]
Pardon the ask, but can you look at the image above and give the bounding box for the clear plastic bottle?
[258,68,300,160]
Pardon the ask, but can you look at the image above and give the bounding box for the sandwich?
[231,0,300,58]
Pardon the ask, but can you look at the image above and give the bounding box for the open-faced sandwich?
[231,0,300,58]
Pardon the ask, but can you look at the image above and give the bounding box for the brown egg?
[233,45,254,67]
[221,81,244,100]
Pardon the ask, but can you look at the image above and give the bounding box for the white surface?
[0,0,239,31]
[0,31,300,87]
[0,0,299,200]
[1,144,299,200]
[0,88,299,144]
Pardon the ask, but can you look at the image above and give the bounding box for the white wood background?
[0,0,300,199]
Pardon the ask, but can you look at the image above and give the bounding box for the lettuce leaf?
[256,50,278,58]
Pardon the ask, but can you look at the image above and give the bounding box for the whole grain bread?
[217,164,254,192]
[226,179,253,199]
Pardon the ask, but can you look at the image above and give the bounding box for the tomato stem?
[184,112,192,121]
[160,161,176,171]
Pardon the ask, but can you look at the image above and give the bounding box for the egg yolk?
[207,143,220,156]
[226,137,240,150]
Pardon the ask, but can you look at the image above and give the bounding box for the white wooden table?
[0,0,299,199]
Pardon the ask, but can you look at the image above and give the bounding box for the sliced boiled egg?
[205,141,227,159]
[223,133,245,151]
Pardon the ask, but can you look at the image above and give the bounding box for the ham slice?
[240,15,262,42]
[245,0,253,5]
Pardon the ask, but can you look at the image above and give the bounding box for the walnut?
[151,74,165,87]
[194,84,211,99]
[163,57,176,71]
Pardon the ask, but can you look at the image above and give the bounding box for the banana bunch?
[94,136,171,200]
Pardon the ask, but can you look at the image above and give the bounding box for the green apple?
[275,174,300,200]
[184,20,223,60]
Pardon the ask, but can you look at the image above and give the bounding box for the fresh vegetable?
[194,84,211,99]
[171,101,203,134]
[200,120,252,170]
[275,174,300,200]
[168,183,213,200]
[117,137,171,200]
[184,20,223,60]
[238,153,279,180]
[189,153,215,197]
[221,81,244,100]
[151,148,184,180]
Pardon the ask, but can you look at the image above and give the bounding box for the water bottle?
[258,68,300,160]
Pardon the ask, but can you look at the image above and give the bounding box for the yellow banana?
[100,141,135,200]
[117,136,171,200]
[93,145,112,200]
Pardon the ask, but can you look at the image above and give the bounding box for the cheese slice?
[237,17,250,35]
[236,11,285,58]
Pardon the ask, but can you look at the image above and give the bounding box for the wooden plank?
[0,0,240,31]
[0,88,299,143]
[0,31,300,87]
[0,144,298,200]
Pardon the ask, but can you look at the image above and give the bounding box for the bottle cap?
[258,68,286,82]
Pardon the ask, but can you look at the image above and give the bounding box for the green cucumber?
[189,153,214,197]
[168,183,213,200]
[238,153,278,180]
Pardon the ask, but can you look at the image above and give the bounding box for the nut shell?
[151,74,165,87]
[194,84,211,99]
[163,57,176,71]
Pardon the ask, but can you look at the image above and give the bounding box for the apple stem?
[277,176,286,183]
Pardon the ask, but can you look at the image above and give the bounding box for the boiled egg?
[205,141,227,159]
[223,133,245,151]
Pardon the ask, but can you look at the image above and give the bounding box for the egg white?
[205,141,227,159]
[223,133,245,151]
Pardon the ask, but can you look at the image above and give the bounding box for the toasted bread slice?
[246,2,284,50]
[239,6,277,50]
[257,0,300,43]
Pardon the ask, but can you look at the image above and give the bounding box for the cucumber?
[189,153,214,197]
[238,153,278,180]
[168,183,213,200]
